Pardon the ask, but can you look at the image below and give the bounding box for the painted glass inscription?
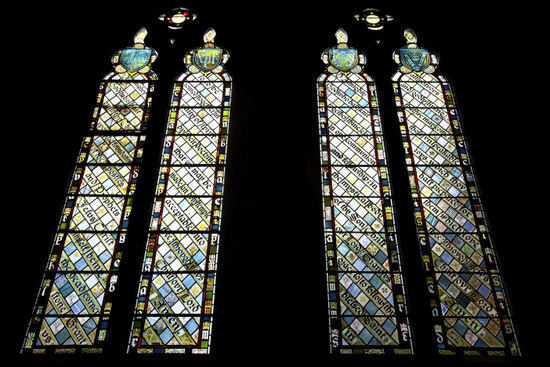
[22,29,157,354]
[392,28,520,356]
[128,29,231,355]
[318,29,413,355]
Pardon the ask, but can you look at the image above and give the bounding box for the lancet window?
[391,28,520,356]
[317,29,413,355]
[127,28,232,355]
[21,29,158,354]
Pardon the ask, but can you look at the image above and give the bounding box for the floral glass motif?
[392,28,520,356]
[317,29,413,355]
[128,28,231,355]
[21,29,157,354]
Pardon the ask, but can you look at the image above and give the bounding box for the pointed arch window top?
[111,28,158,79]
[321,28,366,74]
[393,28,439,74]
[184,28,230,74]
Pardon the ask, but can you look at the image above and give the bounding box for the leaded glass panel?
[391,28,520,356]
[21,29,157,354]
[128,29,231,355]
[318,29,413,355]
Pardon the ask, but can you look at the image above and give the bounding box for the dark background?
[6,1,544,365]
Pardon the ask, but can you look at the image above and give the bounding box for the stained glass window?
[317,29,413,355]
[127,28,232,355]
[21,28,158,354]
[392,28,520,356]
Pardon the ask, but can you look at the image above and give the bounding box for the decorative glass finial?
[404,28,418,46]
[133,27,147,44]
[335,28,348,46]
[203,27,216,46]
